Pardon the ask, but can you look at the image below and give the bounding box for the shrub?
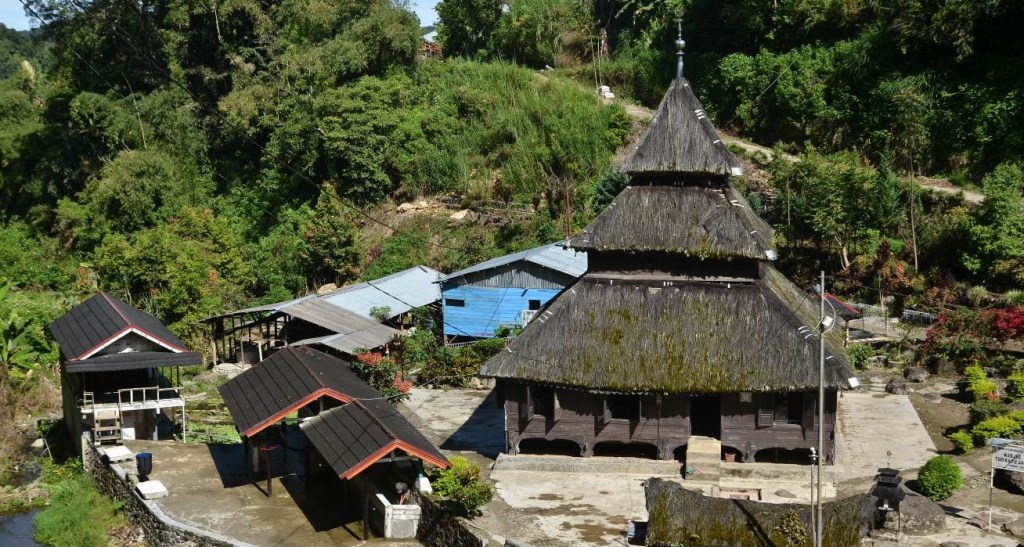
[971,416,1021,445]
[1007,370,1024,402]
[847,344,873,370]
[917,455,962,501]
[429,456,494,517]
[969,399,1008,426]
[1008,410,1024,425]
[947,430,975,454]
[964,365,998,401]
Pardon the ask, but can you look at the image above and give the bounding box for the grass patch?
[34,459,129,547]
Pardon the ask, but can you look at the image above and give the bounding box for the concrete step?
[492,453,682,475]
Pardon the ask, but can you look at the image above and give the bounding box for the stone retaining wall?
[414,492,487,547]
[82,437,253,547]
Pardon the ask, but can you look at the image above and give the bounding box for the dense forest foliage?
[0,0,1023,383]
[437,0,1024,301]
[0,1,630,350]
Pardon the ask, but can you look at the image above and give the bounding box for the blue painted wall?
[443,286,562,338]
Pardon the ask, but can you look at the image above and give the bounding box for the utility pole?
[909,164,919,271]
[817,270,826,547]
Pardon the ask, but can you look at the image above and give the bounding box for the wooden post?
[362,473,370,540]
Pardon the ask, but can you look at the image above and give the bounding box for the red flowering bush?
[920,306,1024,373]
[352,350,412,402]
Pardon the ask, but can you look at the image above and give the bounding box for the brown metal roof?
[64,351,202,373]
[219,346,380,438]
[301,398,449,480]
[48,292,191,362]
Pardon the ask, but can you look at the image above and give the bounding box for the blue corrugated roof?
[322,265,444,319]
[442,242,588,281]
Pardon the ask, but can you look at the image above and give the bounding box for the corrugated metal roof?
[290,323,397,355]
[443,242,587,281]
[283,301,399,353]
[322,266,444,318]
[204,266,443,322]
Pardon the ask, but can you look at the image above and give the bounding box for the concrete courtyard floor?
[124,440,418,547]
[405,386,1024,547]
[835,390,939,482]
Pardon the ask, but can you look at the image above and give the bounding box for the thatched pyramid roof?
[480,71,852,393]
[620,78,742,177]
[481,264,851,392]
[567,184,773,258]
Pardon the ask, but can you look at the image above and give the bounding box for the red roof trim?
[824,292,860,316]
[336,440,451,481]
[339,441,400,480]
[395,439,450,470]
[241,388,352,438]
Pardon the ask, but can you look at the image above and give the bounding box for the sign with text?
[994,445,1024,473]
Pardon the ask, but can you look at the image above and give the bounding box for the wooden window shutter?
[519,385,535,425]
[756,394,774,429]
[802,393,816,431]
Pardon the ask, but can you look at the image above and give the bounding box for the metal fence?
[445,336,516,349]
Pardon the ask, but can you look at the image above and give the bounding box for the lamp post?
[817,270,826,547]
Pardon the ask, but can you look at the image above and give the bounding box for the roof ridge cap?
[351,398,400,442]
[99,292,133,328]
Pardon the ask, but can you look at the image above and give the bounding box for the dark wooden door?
[690,395,721,438]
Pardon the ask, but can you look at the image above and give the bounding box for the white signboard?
[994,445,1024,473]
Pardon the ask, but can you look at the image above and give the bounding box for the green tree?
[436,0,503,58]
[965,163,1024,288]
[299,185,361,287]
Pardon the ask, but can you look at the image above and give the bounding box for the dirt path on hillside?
[603,91,984,203]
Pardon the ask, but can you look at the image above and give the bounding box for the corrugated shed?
[444,262,575,290]
[442,242,587,284]
[620,78,743,177]
[322,266,443,318]
[442,286,562,338]
[480,263,852,393]
[284,300,398,345]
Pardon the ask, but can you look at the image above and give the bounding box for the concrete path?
[401,387,505,458]
[835,392,938,481]
[125,440,416,547]
[491,469,653,547]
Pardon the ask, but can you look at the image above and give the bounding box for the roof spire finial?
[674,10,685,79]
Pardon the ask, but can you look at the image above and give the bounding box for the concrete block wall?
[82,437,253,547]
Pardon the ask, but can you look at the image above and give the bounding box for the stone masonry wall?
[82,437,253,547]
[414,492,488,547]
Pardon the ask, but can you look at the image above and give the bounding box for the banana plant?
[0,282,38,386]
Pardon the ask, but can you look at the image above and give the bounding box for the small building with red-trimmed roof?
[219,345,380,439]
[49,291,202,452]
[219,345,449,539]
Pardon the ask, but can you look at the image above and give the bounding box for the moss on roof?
[480,263,851,393]
[569,185,773,259]
[645,478,874,547]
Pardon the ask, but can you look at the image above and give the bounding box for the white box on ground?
[136,480,169,499]
[102,445,134,463]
